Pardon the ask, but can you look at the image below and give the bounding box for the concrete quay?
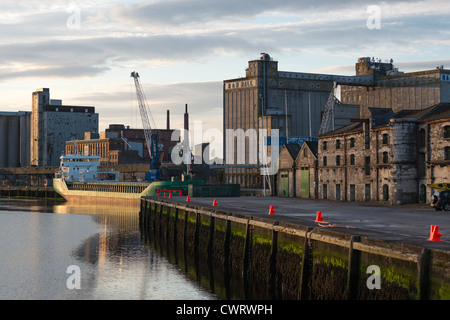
[161,195,450,251]
[141,195,450,299]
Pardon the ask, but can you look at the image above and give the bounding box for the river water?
[0,198,216,300]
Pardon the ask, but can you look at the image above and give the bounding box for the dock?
[140,196,450,300]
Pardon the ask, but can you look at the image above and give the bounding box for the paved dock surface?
[162,196,450,251]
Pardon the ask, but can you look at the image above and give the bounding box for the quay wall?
[139,197,450,300]
[0,186,63,200]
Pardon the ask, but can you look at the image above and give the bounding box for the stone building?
[295,141,318,199]
[276,141,319,198]
[317,103,450,205]
[416,105,450,203]
[277,144,301,197]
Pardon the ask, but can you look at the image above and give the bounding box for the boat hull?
[52,178,208,204]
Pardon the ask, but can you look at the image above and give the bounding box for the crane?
[130,71,160,181]
[318,82,338,136]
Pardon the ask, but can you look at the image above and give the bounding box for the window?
[382,133,389,145]
[365,157,370,175]
[382,151,389,164]
[323,156,327,166]
[336,140,341,149]
[323,184,328,199]
[350,154,355,165]
[350,138,355,148]
[445,126,450,139]
[445,146,450,160]
[336,155,341,166]
[322,141,327,151]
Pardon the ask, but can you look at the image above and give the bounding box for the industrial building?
[223,53,363,188]
[30,88,98,167]
[65,124,179,166]
[225,54,450,194]
[0,111,30,168]
[340,58,450,118]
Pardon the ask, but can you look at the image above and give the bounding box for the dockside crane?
[130,71,160,181]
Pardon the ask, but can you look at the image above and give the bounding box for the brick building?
[65,124,179,165]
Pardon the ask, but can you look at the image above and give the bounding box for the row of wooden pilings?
[139,197,450,300]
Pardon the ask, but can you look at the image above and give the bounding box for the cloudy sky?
[1,0,450,156]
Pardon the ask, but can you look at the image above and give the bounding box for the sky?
[1,0,450,158]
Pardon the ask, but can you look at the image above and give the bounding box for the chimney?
[184,104,189,132]
[167,110,170,130]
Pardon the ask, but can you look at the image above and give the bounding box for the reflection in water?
[0,199,216,300]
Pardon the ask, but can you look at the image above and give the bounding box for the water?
[0,198,216,300]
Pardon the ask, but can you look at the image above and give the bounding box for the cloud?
[111,0,424,26]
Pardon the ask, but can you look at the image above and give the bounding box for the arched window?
[350,154,355,165]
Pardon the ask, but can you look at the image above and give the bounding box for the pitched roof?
[398,103,450,122]
[284,143,302,159]
[318,121,364,137]
[304,140,318,156]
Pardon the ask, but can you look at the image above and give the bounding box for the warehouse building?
[317,103,450,205]
[30,88,98,167]
[340,57,450,118]
[223,53,364,188]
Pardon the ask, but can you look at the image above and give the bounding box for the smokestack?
[166,110,170,130]
[184,103,189,131]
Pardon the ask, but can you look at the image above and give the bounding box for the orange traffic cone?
[428,225,442,241]
[315,211,324,222]
[268,205,275,215]
[212,199,218,206]
[186,196,191,202]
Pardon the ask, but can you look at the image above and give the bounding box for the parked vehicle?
[431,190,450,211]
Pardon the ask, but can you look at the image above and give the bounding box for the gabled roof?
[304,141,318,157]
[283,143,302,159]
